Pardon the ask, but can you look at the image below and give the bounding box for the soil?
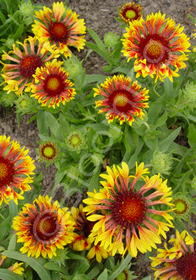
[0,0,196,279]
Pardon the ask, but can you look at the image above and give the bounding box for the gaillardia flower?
[13,195,75,259]
[71,204,96,251]
[83,162,174,257]
[71,205,110,263]
[30,59,76,108]
[122,12,190,82]
[66,130,85,152]
[119,2,142,24]
[94,75,149,125]
[32,2,86,57]
[39,142,58,162]
[151,230,196,279]
[1,36,56,95]
[0,135,35,205]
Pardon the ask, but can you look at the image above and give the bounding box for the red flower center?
[33,211,60,242]
[176,252,196,280]
[44,74,65,96]
[112,190,146,227]
[49,22,69,43]
[142,37,169,64]
[19,55,43,78]
[0,157,14,186]
[109,90,135,113]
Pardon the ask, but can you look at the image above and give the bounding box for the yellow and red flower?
[30,59,76,108]
[39,142,58,162]
[119,2,142,24]
[83,162,174,257]
[71,205,110,263]
[0,135,35,205]
[94,75,149,125]
[32,2,86,57]
[71,204,95,251]
[151,230,196,279]
[1,36,56,95]
[122,12,190,82]
[12,195,75,259]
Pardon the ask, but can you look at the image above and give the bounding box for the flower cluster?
[1,1,86,107]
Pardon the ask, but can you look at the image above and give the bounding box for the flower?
[119,2,142,24]
[39,142,58,162]
[71,205,110,263]
[83,162,174,257]
[1,36,56,95]
[66,130,86,152]
[9,262,24,275]
[30,59,76,108]
[0,135,35,205]
[172,194,192,222]
[151,230,196,279]
[122,12,190,82]
[94,75,149,125]
[12,195,75,259]
[104,32,120,49]
[151,151,173,176]
[71,204,96,251]
[32,2,86,57]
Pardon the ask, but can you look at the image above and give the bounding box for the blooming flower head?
[32,2,86,57]
[151,230,196,279]
[1,36,56,95]
[30,59,76,108]
[172,194,192,222]
[83,162,174,257]
[71,204,96,251]
[0,135,35,205]
[94,75,149,125]
[119,2,142,24]
[122,12,190,82]
[38,141,58,162]
[71,205,110,263]
[13,195,75,259]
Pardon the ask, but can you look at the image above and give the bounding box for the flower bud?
[151,151,173,175]
[104,32,120,48]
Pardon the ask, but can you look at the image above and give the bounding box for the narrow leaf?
[0,269,23,280]
[3,251,51,280]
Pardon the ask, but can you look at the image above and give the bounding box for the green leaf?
[3,251,51,280]
[0,269,23,280]
[45,111,60,136]
[86,42,112,64]
[156,111,168,127]
[188,123,196,148]
[9,200,18,219]
[88,29,107,52]
[0,10,6,23]
[108,254,132,280]
[13,23,24,40]
[159,127,181,153]
[7,235,16,251]
[97,269,108,280]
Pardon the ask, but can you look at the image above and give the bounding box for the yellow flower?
[119,2,142,24]
[32,2,86,57]
[94,75,149,126]
[0,135,35,205]
[1,36,56,95]
[30,59,76,108]
[151,230,196,279]
[13,195,75,259]
[83,162,174,257]
[122,12,190,82]
[9,262,24,275]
